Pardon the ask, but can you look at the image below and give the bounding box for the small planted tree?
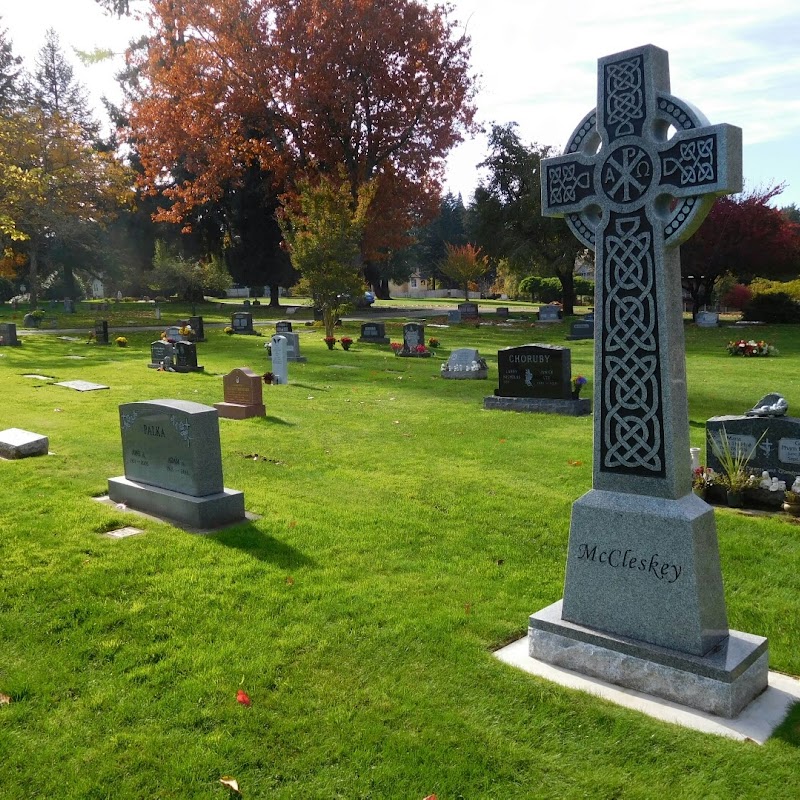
[279,175,375,338]
[440,243,488,301]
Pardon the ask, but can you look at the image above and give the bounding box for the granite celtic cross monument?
[529,44,767,717]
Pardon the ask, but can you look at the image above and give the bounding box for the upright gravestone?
[358,321,390,344]
[271,334,289,384]
[447,309,462,324]
[231,312,255,335]
[458,301,479,318]
[107,399,245,528]
[440,348,488,380]
[566,318,594,340]
[275,320,293,334]
[529,44,765,717]
[189,315,205,342]
[0,323,21,346]
[214,367,266,419]
[696,310,720,327]
[174,341,204,373]
[496,307,510,318]
[538,305,561,322]
[63,297,74,313]
[399,322,428,357]
[148,340,174,370]
[483,344,588,415]
[94,320,110,344]
[282,331,307,363]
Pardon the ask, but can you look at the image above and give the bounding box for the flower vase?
[341,342,351,351]
[726,490,743,508]
[325,341,335,350]
[571,390,580,400]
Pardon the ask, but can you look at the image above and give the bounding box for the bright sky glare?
[3,0,799,207]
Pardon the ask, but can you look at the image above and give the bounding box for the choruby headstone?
[107,399,245,528]
[528,44,766,718]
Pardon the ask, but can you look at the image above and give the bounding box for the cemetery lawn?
[1,318,799,799]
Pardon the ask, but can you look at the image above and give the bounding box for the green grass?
[1,318,799,799]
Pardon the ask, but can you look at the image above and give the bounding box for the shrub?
[722,283,752,310]
[742,292,800,323]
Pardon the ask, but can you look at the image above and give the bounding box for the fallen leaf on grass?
[236,690,251,707]
[567,460,583,467]
[464,603,472,615]
[220,777,241,793]
[424,794,438,799]
[288,520,297,529]
[285,576,295,585]
[0,693,11,705]
[499,438,507,443]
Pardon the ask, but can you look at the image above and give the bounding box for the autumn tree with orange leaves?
[126,0,477,297]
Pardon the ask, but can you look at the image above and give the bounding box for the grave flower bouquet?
[571,375,587,397]
[323,335,336,349]
[390,342,403,353]
[340,336,353,351]
[726,339,778,357]
[224,326,234,335]
[115,336,128,347]
[428,337,440,348]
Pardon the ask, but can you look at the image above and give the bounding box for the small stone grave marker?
[214,367,266,419]
[496,307,509,317]
[164,325,182,342]
[276,320,293,334]
[566,319,594,340]
[441,348,488,380]
[231,312,255,335]
[447,309,462,324]
[63,297,74,313]
[0,323,21,346]
[358,321,390,343]
[104,526,144,539]
[0,428,49,459]
[107,399,245,528]
[538,305,561,322]
[458,301,479,317]
[55,380,110,392]
[271,335,289,384]
[148,340,174,370]
[696,311,720,327]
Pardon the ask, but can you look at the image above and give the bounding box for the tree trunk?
[558,270,575,316]
[322,306,336,338]
[268,283,281,308]
[373,277,390,300]
[28,245,39,309]
[463,281,470,301]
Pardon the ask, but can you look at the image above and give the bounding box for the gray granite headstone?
[696,311,719,327]
[149,340,174,369]
[707,414,800,486]
[55,380,110,392]
[441,348,488,380]
[529,44,765,717]
[447,309,462,324]
[282,331,307,363]
[496,307,509,317]
[0,323,21,346]
[358,321,390,343]
[0,428,48,459]
[458,302,478,317]
[164,325,182,342]
[566,319,594,340]
[538,305,561,322]
[275,320,293,334]
[271,335,288,384]
[231,312,254,334]
[63,297,74,313]
[107,399,245,528]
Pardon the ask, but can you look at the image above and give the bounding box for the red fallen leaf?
[220,776,241,793]
[568,460,583,466]
[236,690,251,707]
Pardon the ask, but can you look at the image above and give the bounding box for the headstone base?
[358,336,390,344]
[213,401,266,420]
[397,351,431,358]
[173,365,204,373]
[483,396,590,416]
[529,601,768,718]
[0,428,49,459]
[286,356,307,363]
[441,369,488,380]
[108,476,245,528]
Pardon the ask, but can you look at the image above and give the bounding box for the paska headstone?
[440,348,488,380]
[107,399,245,528]
[214,367,266,419]
[0,323,21,346]
[270,334,289,384]
[148,340,175,370]
[173,341,204,373]
[358,321,390,344]
[231,312,255,335]
[528,44,765,717]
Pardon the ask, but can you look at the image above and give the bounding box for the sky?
[3,0,799,208]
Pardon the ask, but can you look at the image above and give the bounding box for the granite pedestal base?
[529,601,768,718]
[108,476,245,529]
[0,428,49,459]
[213,401,266,420]
[483,396,590,416]
[358,336,390,344]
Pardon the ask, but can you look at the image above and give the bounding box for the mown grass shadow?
[209,522,313,568]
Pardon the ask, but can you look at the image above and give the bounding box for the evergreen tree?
[0,19,23,110]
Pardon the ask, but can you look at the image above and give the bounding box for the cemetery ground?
[1,316,799,799]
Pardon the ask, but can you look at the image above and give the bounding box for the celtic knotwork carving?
[548,163,591,204]
[605,56,644,140]
[662,137,716,185]
[602,212,664,474]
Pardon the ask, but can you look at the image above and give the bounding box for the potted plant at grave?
[340,336,353,351]
[428,337,440,349]
[115,336,128,347]
[692,466,714,499]
[707,427,764,508]
[571,374,587,399]
[224,326,234,335]
[324,335,337,350]
[263,371,274,385]
[390,341,403,354]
